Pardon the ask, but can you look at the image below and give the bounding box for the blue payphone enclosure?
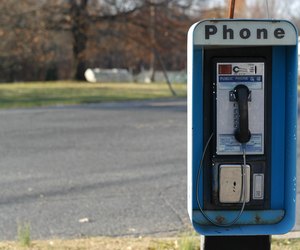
[187,19,298,235]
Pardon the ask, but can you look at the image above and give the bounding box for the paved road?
[0,99,298,240]
[0,100,188,240]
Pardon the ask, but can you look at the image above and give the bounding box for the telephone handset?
[233,84,251,144]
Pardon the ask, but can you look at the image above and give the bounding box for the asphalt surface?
[0,99,188,240]
[0,99,298,240]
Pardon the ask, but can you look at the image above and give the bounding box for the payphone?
[208,55,270,210]
[187,19,297,235]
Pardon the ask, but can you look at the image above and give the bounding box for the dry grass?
[0,236,298,250]
[0,237,184,250]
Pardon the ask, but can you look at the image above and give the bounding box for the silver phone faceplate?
[216,62,264,155]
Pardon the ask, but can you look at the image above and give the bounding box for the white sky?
[207,0,300,19]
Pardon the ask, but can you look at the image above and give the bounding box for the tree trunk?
[149,5,156,82]
[70,0,88,81]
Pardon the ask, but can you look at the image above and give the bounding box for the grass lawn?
[0,81,186,109]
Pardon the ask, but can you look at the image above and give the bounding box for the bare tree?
[0,0,211,82]
[0,0,54,81]
[117,1,194,76]
[44,0,144,80]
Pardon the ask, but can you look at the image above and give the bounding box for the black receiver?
[233,84,251,144]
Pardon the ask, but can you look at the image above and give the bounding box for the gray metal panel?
[219,164,250,203]
[193,20,297,46]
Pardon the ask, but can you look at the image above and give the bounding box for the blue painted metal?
[188,19,298,236]
[193,210,285,225]
[192,48,203,209]
[283,44,298,231]
[271,46,286,209]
